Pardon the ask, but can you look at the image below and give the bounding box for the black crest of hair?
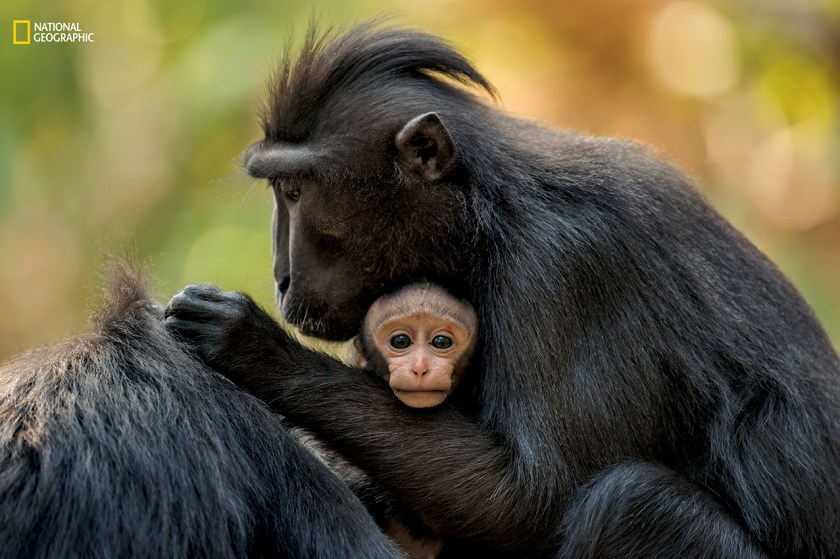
[0,262,402,558]
[260,20,496,144]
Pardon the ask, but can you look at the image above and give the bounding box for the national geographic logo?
[12,20,95,44]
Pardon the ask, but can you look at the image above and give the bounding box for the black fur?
[0,264,401,558]
[165,23,840,558]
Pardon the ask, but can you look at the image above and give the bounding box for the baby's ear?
[351,337,367,368]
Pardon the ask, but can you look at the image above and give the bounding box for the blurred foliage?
[0,0,838,360]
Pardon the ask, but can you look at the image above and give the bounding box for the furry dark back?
[0,264,399,558]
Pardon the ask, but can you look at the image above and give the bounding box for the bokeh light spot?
[646,1,741,98]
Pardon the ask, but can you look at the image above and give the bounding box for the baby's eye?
[389,334,412,350]
[431,335,453,350]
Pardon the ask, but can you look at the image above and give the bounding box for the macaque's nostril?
[277,275,291,294]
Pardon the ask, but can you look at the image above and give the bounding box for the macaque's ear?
[395,112,456,181]
[352,337,367,369]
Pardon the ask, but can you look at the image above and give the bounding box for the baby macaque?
[352,283,478,558]
[355,283,477,409]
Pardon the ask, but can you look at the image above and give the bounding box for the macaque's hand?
[164,284,293,388]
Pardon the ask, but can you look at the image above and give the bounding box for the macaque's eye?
[389,334,412,350]
[284,188,301,203]
[269,177,302,204]
[431,335,453,350]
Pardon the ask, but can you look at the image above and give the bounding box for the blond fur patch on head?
[365,283,477,339]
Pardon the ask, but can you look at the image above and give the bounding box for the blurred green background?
[1,0,838,361]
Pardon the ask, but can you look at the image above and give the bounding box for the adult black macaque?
[165,23,840,558]
[0,264,401,559]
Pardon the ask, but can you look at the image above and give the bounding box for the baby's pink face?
[374,314,470,408]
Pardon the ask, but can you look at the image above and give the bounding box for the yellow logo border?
[13,20,31,45]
